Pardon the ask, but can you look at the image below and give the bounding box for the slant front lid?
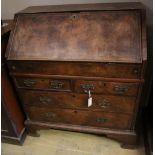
[7,10,141,62]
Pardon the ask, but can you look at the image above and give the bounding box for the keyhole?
[70,14,78,20]
[12,66,16,70]
[74,110,77,114]
[72,94,76,98]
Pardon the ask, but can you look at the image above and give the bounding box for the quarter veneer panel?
[7,11,141,63]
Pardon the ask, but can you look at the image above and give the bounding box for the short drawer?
[20,90,136,114]
[75,80,139,96]
[27,107,132,130]
[8,61,142,79]
[14,77,71,91]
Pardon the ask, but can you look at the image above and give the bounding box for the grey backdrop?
[1,0,153,26]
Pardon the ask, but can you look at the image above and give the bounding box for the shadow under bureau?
[6,3,147,149]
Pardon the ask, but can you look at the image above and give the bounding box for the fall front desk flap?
[6,6,142,63]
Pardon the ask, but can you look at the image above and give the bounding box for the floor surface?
[2,130,145,155]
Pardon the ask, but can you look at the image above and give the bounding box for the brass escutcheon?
[81,84,95,93]
[70,14,79,20]
[133,68,139,74]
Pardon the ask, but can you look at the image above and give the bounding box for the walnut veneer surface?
[6,2,147,149]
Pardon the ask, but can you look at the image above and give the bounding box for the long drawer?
[27,107,132,130]
[8,61,141,79]
[20,90,136,114]
[14,76,139,96]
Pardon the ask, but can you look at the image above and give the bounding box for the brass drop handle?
[45,112,56,118]
[96,118,108,123]
[98,99,111,108]
[23,79,36,87]
[50,80,64,89]
[114,85,129,94]
[39,96,51,104]
[81,84,95,93]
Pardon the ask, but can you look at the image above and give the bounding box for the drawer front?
[27,107,132,130]
[20,90,136,114]
[75,80,139,96]
[14,77,71,91]
[8,61,141,79]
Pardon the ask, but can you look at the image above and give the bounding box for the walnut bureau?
[6,3,147,149]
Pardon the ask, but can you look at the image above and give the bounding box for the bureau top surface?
[6,3,145,63]
[18,3,145,13]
